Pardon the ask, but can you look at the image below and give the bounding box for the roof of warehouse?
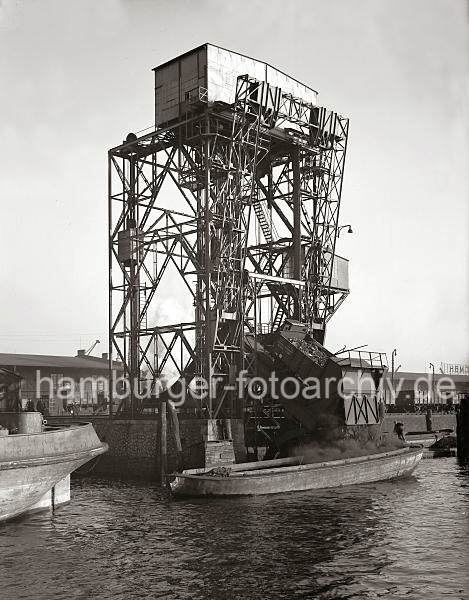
[0,353,121,371]
[385,371,469,390]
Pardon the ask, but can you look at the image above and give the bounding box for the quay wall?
[75,417,246,480]
[54,413,456,481]
[382,413,456,434]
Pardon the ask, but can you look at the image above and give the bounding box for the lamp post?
[391,348,397,405]
[429,362,435,406]
[427,362,435,432]
[337,224,353,238]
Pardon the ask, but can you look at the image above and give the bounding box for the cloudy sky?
[0,0,467,371]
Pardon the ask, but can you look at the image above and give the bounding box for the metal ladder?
[272,295,288,331]
[253,199,275,243]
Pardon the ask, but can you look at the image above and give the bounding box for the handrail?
[335,349,388,369]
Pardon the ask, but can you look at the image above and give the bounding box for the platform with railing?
[334,350,388,370]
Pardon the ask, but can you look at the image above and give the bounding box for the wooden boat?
[0,416,107,522]
[170,445,423,497]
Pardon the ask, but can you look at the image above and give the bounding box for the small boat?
[0,414,107,522]
[170,446,423,497]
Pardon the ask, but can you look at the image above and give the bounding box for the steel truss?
[109,75,349,416]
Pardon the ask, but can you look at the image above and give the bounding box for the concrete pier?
[74,417,246,480]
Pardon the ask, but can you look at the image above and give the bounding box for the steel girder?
[109,74,349,416]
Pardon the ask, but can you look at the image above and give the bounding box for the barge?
[170,445,423,497]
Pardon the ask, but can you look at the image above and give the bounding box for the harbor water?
[0,459,468,599]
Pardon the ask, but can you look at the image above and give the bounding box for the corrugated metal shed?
[153,43,318,126]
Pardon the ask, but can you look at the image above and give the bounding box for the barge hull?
[0,423,107,522]
[170,446,423,497]
[0,449,104,522]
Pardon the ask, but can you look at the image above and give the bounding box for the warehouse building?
[386,371,469,411]
[0,351,121,416]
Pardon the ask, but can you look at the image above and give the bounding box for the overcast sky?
[0,0,468,371]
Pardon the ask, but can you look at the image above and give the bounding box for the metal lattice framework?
[109,75,349,416]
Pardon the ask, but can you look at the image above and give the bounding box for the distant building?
[0,367,22,411]
[0,352,122,416]
[386,371,469,411]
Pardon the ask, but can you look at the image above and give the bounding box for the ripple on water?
[0,459,468,600]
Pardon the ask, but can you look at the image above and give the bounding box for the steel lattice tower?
[108,54,349,418]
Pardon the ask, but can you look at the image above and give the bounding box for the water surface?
[1,459,468,599]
